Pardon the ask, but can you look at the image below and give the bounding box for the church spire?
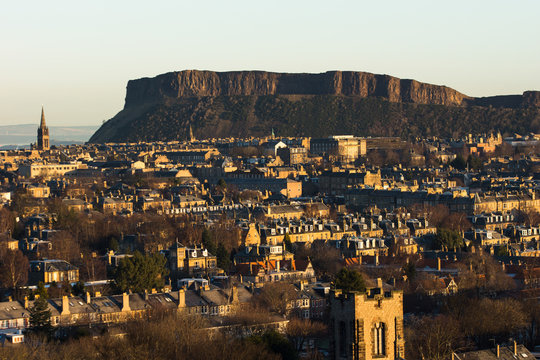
[36,106,50,151]
[40,106,46,128]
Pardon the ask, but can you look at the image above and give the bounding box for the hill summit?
[89,70,539,143]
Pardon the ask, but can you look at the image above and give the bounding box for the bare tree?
[255,282,297,316]
[286,318,327,353]
[0,249,29,297]
[405,315,466,360]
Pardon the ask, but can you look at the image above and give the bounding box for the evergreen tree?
[436,228,464,250]
[450,154,467,170]
[29,296,52,334]
[333,268,366,293]
[35,281,49,299]
[114,251,169,293]
[216,243,231,271]
[201,229,216,254]
[283,234,294,253]
[402,261,417,281]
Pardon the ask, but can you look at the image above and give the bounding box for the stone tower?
[37,106,50,151]
[329,279,405,360]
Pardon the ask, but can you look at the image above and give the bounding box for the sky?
[0,0,538,126]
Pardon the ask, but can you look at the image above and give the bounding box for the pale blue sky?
[1,0,538,126]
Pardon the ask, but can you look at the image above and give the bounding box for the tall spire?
[40,106,46,128]
[37,105,50,151]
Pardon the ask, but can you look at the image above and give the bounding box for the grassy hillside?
[89,95,540,142]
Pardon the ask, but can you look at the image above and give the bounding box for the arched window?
[372,322,386,356]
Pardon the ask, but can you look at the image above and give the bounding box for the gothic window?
[372,322,386,356]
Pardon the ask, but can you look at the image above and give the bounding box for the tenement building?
[329,279,404,360]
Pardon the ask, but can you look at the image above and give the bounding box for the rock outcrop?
[124,70,471,108]
[89,70,539,143]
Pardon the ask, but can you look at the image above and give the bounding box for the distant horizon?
[0,123,98,146]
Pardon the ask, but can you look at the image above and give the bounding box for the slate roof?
[30,259,78,272]
[457,344,533,359]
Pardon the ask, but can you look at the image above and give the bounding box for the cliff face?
[124,70,470,108]
[89,70,540,143]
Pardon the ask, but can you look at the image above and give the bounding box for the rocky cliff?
[123,70,471,108]
[89,70,539,143]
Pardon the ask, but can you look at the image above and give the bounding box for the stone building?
[311,135,365,163]
[329,279,404,360]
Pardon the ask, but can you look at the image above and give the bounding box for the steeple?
[40,106,46,128]
[36,106,50,151]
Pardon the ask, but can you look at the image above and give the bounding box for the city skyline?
[1,0,539,126]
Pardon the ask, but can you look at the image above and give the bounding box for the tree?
[216,178,227,194]
[44,231,80,263]
[34,281,49,299]
[450,154,467,170]
[216,243,231,271]
[467,155,484,171]
[114,251,169,293]
[0,208,15,234]
[283,234,293,253]
[29,295,52,334]
[201,228,216,254]
[402,261,417,282]
[333,268,366,293]
[405,315,465,360]
[441,212,471,233]
[297,241,342,279]
[0,249,29,295]
[256,282,297,316]
[436,228,464,250]
[250,330,298,360]
[286,318,327,353]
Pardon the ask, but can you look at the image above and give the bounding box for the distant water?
[0,124,99,146]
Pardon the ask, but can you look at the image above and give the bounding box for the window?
[373,322,386,356]
[339,321,347,357]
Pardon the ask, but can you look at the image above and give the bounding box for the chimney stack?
[513,341,517,356]
[85,292,91,304]
[24,296,29,310]
[231,286,239,304]
[61,295,70,315]
[496,344,500,358]
[178,289,186,308]
[376,278,383,289]
[121,293,131,312]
